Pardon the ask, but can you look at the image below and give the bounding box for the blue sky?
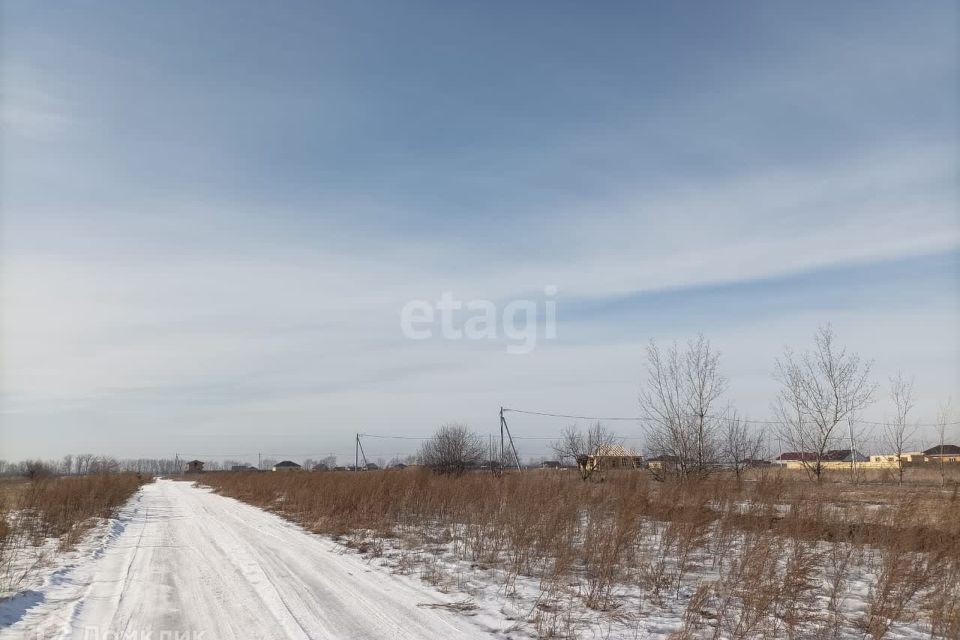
[1,1,958,462]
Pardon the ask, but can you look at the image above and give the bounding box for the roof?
[591,444,642,458]
[924,444,960,456]
[273,460,302,468]
[776,450,867,462]
[186,460,204,465]
[776,452,817,462]
[647,455,680,462]
[825,449,868,461]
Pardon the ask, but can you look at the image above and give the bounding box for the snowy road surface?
[1,479,496,639]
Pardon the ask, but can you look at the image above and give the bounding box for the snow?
[330,516,936,639]
[0,479,501,639]
[1,479,939,639]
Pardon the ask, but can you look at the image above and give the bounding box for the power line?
[503,408,641,422]
[501,407,960,428]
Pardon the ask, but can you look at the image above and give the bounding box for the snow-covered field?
[335,516,935,640]
[1,478,949,639]
[0,479,501,639]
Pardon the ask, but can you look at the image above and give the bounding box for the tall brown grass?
[0,473,148,594]
[202,469,959,639]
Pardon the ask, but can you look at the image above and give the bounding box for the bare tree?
[88,456,120,473]
[75,453,94,475]
[883,371,916,485]
[551,422,621,480]
[774,325,876,482]
[22,460,53,480]
[639,335,726,478]
[721,412,765,480]
[936,400,953,488]
[418,423,485,475]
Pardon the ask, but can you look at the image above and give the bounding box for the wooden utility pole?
[500,407,505,463]
[847,414,857,483]
[499,407,522,471]
[357,435,369,469]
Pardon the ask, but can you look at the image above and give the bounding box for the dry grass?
[0,473,148,594]
[202,469,960,638]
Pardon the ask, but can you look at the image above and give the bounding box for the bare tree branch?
[883,371,917,485]
[640,335,726,478]
[774,325,876,481]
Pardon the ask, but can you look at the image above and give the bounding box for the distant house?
[868,452,926,468]
[774,452,818,465]
[577,444,643,475]
[365,462,380,471]
[230,465,256,472]
[924,444,960,463]
[311,463,328,471]
[540,460,562,469]
[272,460,302,472]
[824,449,869,463]
[647,455,680,472]
[775,450,868,470]
[185,460,204,473]
[391,463,408,470]
[594,444,643,469]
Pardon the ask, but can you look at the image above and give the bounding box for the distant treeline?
[0,455,182,478]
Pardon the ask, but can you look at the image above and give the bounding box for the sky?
[1,1,958,464]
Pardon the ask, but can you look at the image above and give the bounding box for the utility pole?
[488,434,497,476]
[355,434,359,471]
[499,407,522,471]
[500,407,505,463]
[258,452,261,471]
[357,435,369,469]
[847,414,857,484]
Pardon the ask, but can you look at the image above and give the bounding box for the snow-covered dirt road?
[1,479,497,640]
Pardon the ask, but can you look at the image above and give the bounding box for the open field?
[201,469,960,639]
[0,468,956,638]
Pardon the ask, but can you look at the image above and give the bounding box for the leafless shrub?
[581,498,641,610]
[925,562,960,640]
[671,581,713,639]
[418,423,485,475]
[721,413,765,481]
[859,546,935,639]
[775,540,823,638]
